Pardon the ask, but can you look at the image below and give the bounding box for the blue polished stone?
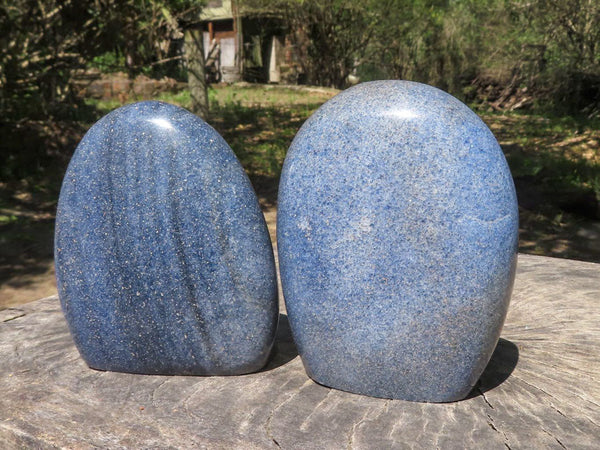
[277,81,518,402]
[55,101,278,375]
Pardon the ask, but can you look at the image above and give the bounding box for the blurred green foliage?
[243,0,600,113]
[0,0,203,122]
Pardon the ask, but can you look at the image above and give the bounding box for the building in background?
[199,0,302,84]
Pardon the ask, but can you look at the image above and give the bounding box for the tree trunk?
[185,29,209,119]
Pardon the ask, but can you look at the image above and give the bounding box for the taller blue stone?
[55,101,278,375]
[277,81,519,402]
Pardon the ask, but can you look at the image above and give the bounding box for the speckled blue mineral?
[55,101,278,375]
[277,81,519,402]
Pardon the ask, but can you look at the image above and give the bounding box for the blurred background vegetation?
[1,0,599,306]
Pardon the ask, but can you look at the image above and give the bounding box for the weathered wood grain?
[1,254,598,449]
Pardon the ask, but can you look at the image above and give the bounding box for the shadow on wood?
[261,313,299,371]
[262,315,520,402]
[468,337,519,399]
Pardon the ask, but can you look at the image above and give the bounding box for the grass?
[480,110,599,192]
[1,83,599,266]
[478,109,600,260]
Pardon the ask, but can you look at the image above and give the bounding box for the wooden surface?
[1,254,599,449]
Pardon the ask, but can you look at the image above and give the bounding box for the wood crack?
[511,374,600,427]
[480,388,512,449]
[264,379,312,447]
[486,412,510,446]
[299,389,334,431]
[150,379,170,407]
[479,388,494,410]
[347,400,389,449]
[2,312,27,322]
[542,428,567,449]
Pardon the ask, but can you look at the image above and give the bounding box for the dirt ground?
[0,192,57,309]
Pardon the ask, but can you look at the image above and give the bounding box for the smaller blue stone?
[277,81,518,402]
[55,101,278,375]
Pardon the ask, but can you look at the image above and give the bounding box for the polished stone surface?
[277,81,519,402]
[55,101,278,375]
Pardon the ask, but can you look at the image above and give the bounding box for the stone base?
[1,254,599,448]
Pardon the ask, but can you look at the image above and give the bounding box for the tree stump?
[1,254,598,448]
